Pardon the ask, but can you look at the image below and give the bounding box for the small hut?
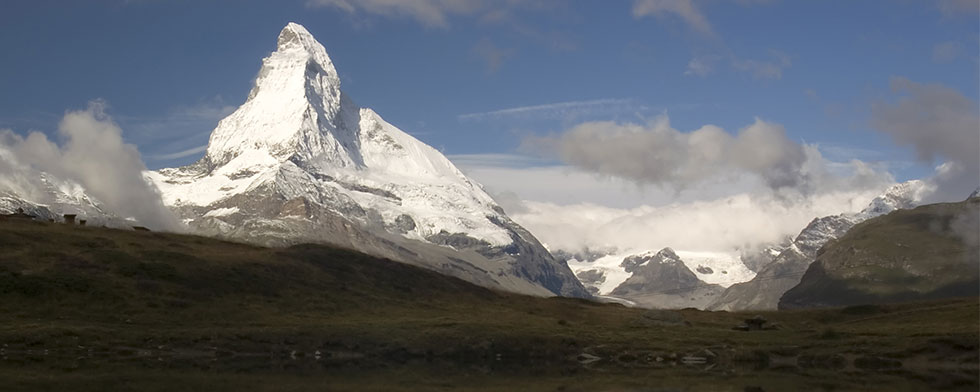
[64,214,77,225]
[732,315,775,331]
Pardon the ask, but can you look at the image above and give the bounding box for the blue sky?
[1,0,977,184]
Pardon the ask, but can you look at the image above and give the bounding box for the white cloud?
[871,77,980,201]
[521,115,820,191]
[509,190,884,255]
[454,156,692,208]
[452,152,893,256]
[0,102,182,231]
[454,107,899,257]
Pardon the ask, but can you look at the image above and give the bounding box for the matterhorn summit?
[148,23,588,298]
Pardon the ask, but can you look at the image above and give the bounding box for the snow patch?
[204,207,240,217]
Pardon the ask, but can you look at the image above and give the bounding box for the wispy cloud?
[306,0,568,29]
[686,50,792,80]
[148,144,207,161]
[684,55,719,77]
[118,97,235,166]
[306,0,483,28]
[630,1,789,80]
[458,98,644,121]
[732,50,792,80]
[938,0,980,18]
[932,41,962,64]
[632,0,714,36]
[471,38,513,73]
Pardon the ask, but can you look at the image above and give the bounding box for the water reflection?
[2,351,976,391]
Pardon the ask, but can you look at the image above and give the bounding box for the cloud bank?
[452,151,893,256]
[456,110,899,257]
[522,115,818,191]
[0,102,182,231]
[507,190,884,255]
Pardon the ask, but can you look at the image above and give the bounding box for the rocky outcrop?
[779,198,980,309]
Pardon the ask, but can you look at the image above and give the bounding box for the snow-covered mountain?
[568,248,750,308]
[564,180,931,309]
[568,249,754,294]
[0,145,115,224]
[707,179,931,311]
[606,248,725,309]
[147,23,587,298]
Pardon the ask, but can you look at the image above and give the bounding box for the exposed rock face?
[708,180,930,311]
[739,242,790,273]
[575,269,605,295]
[779,198,980,309]
[609,248,724,309]
[148,23,588,298]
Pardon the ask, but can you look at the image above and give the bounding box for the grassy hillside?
[0,219,977,390]
[780,198,980,309]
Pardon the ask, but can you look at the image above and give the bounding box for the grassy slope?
[781,199,980,309]
[0,219,977,390]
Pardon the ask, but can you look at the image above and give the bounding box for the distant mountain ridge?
[707,180,932,311]
[608,248,724,309]
[779,196,980,309]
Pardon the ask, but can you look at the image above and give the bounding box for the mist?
[455,147,896,256]
[0,102,182,231]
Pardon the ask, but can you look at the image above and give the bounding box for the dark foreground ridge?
[781,198,980,309]
[0,219,978,391]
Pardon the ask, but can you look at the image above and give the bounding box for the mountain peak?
[656,247,679,261]
[277,22,314,49]
[858,179,930,218]
[202,22,347,168]
[274,23,336,69]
